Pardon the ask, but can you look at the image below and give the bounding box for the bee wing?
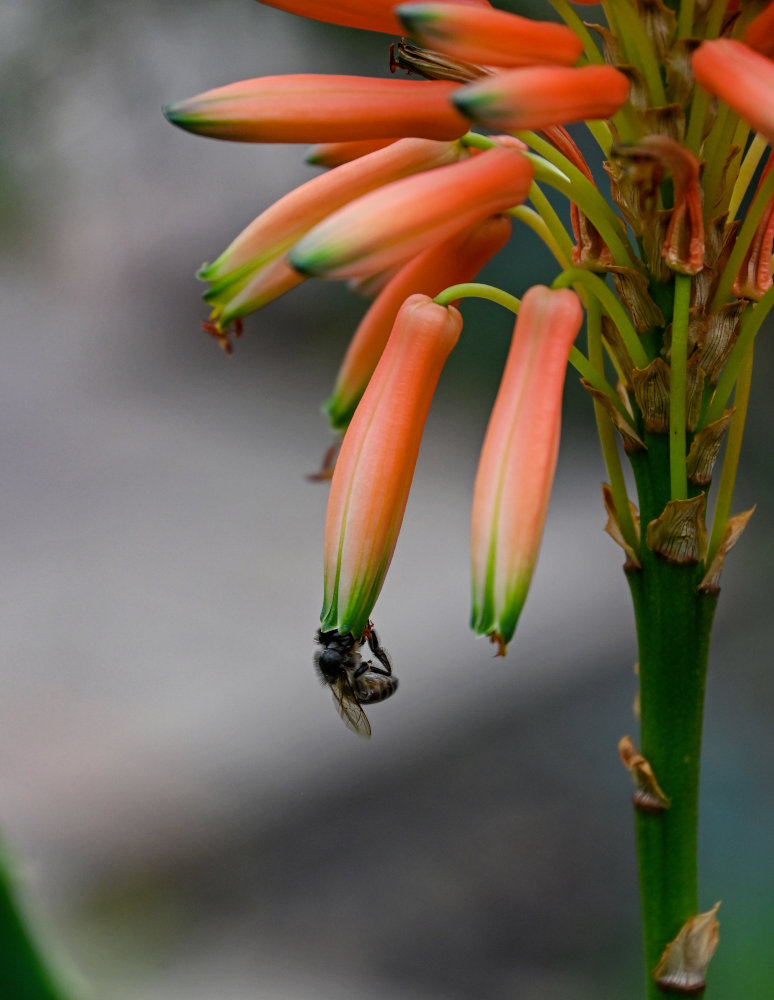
[331,677,372,739]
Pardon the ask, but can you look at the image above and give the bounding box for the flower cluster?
[165,0,774,666]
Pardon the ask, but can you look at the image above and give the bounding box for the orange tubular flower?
[692,40,774,145]
[290,145,533,280]
[452,65,630,131]
[200,138,464,291]
[259,0,490,36]
[470,285,583,653]
[321,294,462,638]
[743,3,774,60]
[325,214,512,430]
[395,2,583,69]
[163,75,470,144]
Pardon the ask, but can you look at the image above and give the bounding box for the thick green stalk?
[627,440,718,999]
[0,844,75,1000]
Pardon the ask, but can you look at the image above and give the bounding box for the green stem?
[0,843,75,1000]
[669,274,691,500]
[604,0,666,107]
[627,440,718,999]
[545,0,604,64]
[508,205,571,268]
[519,137,636,267]
[525,182,574,264]
[434,282,521,313]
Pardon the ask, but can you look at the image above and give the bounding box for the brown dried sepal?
[640,104,686,143]
[618,735,670,812]
[602,483,641,570]
[582,380,646,453]
[693,216,737,309]
[665,40,701,109]
[699,300,746,385]
[686,409,734,487]
[653,903,720,994]
[632,358,670,433]
[601,316,636,390]
[698,507,755,593]
[634,0,676,61]
[646,494,707,565]
[685,353,705,432]
[390,38,489,83]
[306,438,342,482]
[608,267,665,333]
[586,24,623,65]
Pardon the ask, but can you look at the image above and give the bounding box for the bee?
[314,624,398,738]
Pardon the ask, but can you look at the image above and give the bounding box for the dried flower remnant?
[653,904,721,993]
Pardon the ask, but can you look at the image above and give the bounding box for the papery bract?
[290,144,533,279]
[470,285,583,652]
[396,2,583,69]
[326,214,512,430]
[321,294,462,638]
[164,75,470,144]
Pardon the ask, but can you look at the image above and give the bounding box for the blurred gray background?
[2,1,773,997]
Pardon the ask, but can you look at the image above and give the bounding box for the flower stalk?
[164,0,774,994]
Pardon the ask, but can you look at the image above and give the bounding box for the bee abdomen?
[352,673,399,704]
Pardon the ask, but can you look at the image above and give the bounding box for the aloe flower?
[166,0,774,993]
[471,286,583,653]
[321,295,462,638]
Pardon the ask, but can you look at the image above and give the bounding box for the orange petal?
[259,0,490,36]
[325,214,512,429]
[290,145,533,279]
[692,40,774,146]
[164,74,470,143]
[321,295,462,636]
[453,65,630,131]
[471,286,584,650]
[396,2,583,69]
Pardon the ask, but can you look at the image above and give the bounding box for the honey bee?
[314,624,398,738]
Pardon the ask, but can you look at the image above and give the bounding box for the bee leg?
[366,628,393,675]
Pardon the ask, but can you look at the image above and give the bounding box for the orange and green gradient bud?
[163,75,470,144]
[470,285,583,653]
[290,144,533,280]
[325,214,511,430]
[199,138,464,326]
[692,39,774,146]
[321,294,462,638]
[258,0,490,36]
[452,65,630,132]
[396,2,584,69]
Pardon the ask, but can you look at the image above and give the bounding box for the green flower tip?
[288,242,349,277]
[395,3,441,31]
[450,88,498,121]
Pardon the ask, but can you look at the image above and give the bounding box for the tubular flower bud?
[305,139,398,167]
[395,2,584,69]
[452,65,630,132]
[163,75,470,144]
[321,295,462,637]
[692,40,774,145]
[743,2,774,60]
[258,0,490,37]
[200,138,464,290]
[326,214,512,430]
[290,145,533,279]
[470,286,583,653]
